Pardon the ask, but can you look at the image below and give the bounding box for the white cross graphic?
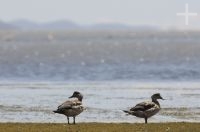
[176,3,197,25]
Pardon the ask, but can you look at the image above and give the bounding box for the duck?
[53,91,85,124]
[123,93,164,123]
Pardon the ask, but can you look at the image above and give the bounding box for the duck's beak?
[69,95,73,98]
[160,96,165,100]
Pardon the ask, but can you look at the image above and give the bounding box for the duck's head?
[69,91,83,101]
[151,93,164,100]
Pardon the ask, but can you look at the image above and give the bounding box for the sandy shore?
[0,122,199,132]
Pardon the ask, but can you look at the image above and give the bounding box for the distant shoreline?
[0,122,199,132]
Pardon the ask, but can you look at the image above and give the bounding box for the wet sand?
[1,82,200,123]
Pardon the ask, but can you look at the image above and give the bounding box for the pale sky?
[0,0,200,28]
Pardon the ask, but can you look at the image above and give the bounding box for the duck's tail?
[123,110,136,116]
[123,110,129,113]
[53,109,63,114]
[123,110,131,115]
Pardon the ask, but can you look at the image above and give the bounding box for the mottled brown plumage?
[123,93,164,123]
[53,91,85,124]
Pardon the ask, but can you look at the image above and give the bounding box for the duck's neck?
[152,98,160,107]
[78,97,82,102]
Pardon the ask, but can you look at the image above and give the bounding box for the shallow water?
[0,81,199,123]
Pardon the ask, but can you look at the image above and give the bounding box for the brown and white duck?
[123,93,164,123]
[53,91,85,124]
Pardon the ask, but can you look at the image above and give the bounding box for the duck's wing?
[58,99,82,110]
[130,101,155,111]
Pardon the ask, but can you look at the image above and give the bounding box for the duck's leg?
[67,117,70,124]
[145,117,148,124]
[73,116,76,124]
